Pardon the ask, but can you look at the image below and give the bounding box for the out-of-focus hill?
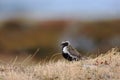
[0,19,67,49]
[0,18,120,59]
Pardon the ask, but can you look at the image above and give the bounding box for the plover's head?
[61,41,70,47]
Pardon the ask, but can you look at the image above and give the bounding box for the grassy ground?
[0,48,119,80]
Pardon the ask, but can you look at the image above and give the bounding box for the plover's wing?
[68,45,81,58]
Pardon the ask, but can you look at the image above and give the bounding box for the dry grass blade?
[49,53,61,61]
[12,56,18,65]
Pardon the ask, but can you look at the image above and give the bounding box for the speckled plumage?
[61,41,81,61]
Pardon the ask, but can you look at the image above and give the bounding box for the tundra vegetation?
[0,48,119,80]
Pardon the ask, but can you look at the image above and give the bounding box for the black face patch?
[61,42,68,46]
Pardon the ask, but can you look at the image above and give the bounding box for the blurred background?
[0,0,120,62]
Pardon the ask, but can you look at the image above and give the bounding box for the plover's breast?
[62,46,78,59]
[63,46,69,53]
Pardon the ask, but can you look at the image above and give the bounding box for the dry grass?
[0,48,120,80]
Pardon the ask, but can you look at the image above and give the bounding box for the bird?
[61,41,82,61]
